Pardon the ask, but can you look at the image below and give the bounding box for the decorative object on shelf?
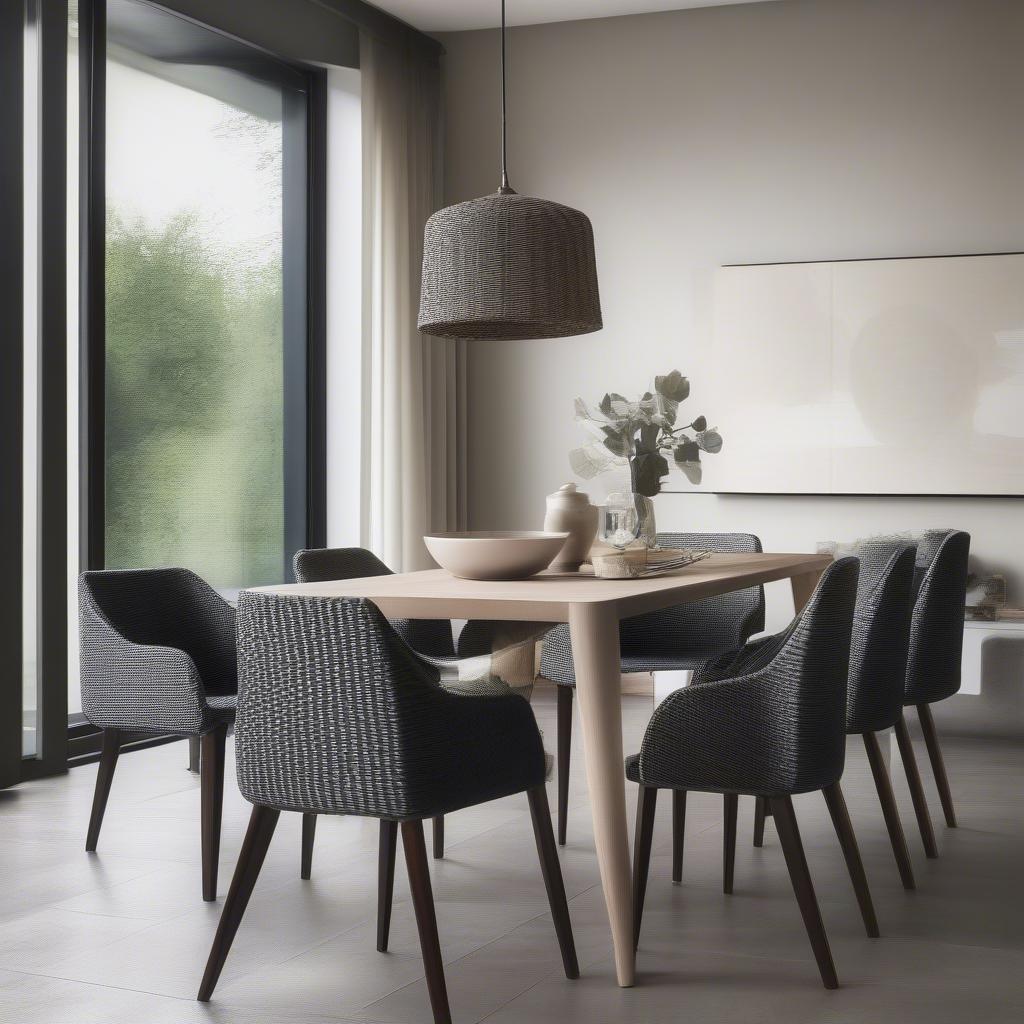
[417,1,601,341]
[569,370,723,544]
[544,483,599,571]
[966,572,1007,621]
[424,531,569,581]
[589,545,712,580]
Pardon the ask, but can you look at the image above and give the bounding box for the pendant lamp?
[418,0,602,340]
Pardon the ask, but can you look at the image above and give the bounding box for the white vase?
[544,483,599,571]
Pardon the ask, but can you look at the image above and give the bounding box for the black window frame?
[10,0,327,776]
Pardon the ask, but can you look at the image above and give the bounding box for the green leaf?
[637,423,660,454]
[599,393,613,416]
[631,451,669,497]
[690,415,707,432]
[677,459,703,486]
[654,370,690,403]
[673,440,700,464]
[697,428,723,454]
[603,430,632,457]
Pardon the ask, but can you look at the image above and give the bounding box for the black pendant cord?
[499,0,514,194]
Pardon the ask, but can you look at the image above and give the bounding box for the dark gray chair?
[750,541,921,890]
[198,592,578,1024]
[896,530,971,854]
[629,558,860,990]
[292,546,451,870]
[292,546,502,871]
[79,568,237,901]
[539,532,765,848]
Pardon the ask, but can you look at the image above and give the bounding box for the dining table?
[253,549,833,988]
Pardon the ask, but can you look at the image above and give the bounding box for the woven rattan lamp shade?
[418,191,603,341]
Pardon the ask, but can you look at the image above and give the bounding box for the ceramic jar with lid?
[544,483,599,572]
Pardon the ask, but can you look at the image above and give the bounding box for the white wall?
[439,0,1024,641]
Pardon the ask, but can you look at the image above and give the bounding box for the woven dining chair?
[198,591,578,1024]
[539,532,765,848]
[292,547,455,873]
[629,557,860,989]
[292,548,506,868]
[79,568,237,901]
[896,530,971,853]
[741,542,919,901]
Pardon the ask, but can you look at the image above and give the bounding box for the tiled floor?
[1,690,1022,1023]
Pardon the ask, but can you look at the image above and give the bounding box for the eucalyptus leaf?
[697,428,723,454]
[632,450,669,497]
[655,370,690,403]
[674,440,700,464]
[677,459,703,485]
[570,441,626,479]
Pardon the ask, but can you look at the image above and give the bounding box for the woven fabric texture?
[294,547,516,676]
[540,532,765,685]
[79,568,237,736]
[844,541,916,734]
[418,192,602,341]
[294,547,457,660]
[626,557,859,797]
[905,530,971,705]
[234,592,546,820]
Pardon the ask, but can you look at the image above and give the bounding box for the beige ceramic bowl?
[424,531,570,581]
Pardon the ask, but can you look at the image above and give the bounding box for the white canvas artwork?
[696,253,1024,495]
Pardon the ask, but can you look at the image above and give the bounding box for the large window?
[97,0,315,589]
[0,0,326,781]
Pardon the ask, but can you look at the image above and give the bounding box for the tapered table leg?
[569,602,634,988]
[791,568,824,614]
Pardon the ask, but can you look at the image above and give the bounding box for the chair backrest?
[846,542,916,734]
[235,592,438,818]
[234,591,548,819]
[621,532,765,653]
[763,556,860,793]
[650,556,859,797]
[293,547,455,659]
[905,530,971,704]
[293,547,392,583]
[79,567,236,693]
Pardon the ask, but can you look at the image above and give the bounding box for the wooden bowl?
[424,531,570,581]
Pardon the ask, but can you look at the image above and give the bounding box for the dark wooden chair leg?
[188,735,201,774]
[198,805,280,1001]
[770,795,838,990]
[86,728,121,852]
[917,703,957,827]
[300,813,317,880]
[556,684,573,846]
[402,820,452,1024]
[377,819,398,952]
[723,793,738,894]
[200,724,228,902]
[894,713,938,859]
[432,815,445,859]
[632,785,658,951]
[526,785,579,979]
[863,731,915,889]
[671,789,686,884]
[753,796,768,847]
[822,782,879,938]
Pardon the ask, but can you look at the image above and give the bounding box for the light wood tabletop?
[252,550,832,988]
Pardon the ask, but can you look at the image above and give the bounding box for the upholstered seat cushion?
[205,693,237,718]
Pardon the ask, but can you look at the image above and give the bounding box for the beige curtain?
[360,31,467,572]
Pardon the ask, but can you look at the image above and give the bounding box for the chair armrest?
[402,685,547,815]
[79,590,213,735]
[637,673,792,794]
